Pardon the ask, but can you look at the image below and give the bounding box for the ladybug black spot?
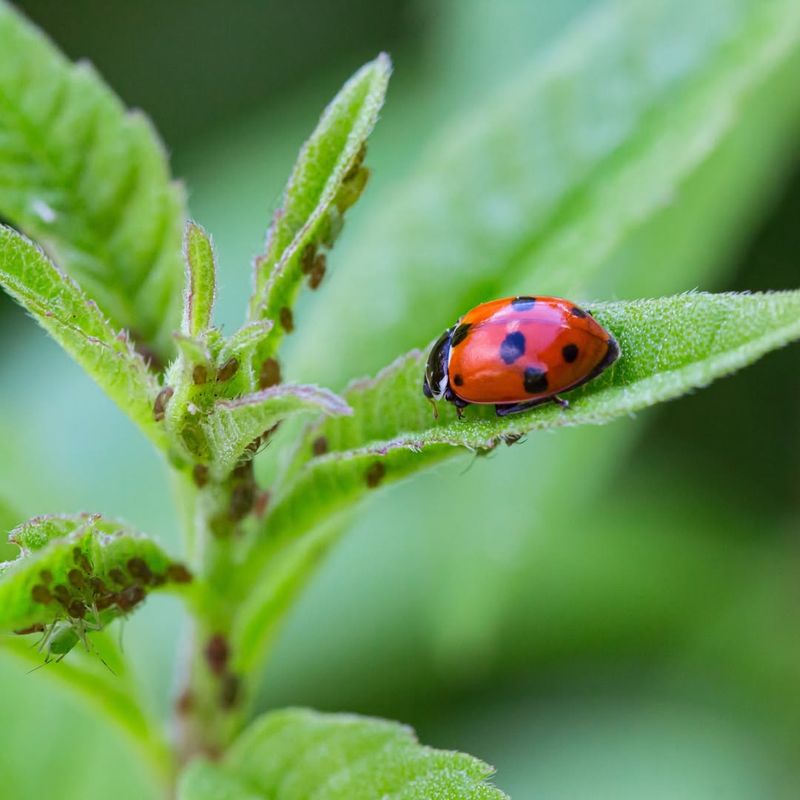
[453,373,464,387]
[570,306,588,319]
[562,343,579,363]
[499,332,526,364]
[451,323,472,347]
[511,296,537,310]
[523,367,549,394]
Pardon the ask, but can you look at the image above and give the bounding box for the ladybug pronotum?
[423,295,619,417]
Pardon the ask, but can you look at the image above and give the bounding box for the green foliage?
[232,290,800,653]
[268,291,800,545]
[179,708,507,800]
[0,1,186,360]
[301,0,800,383]
[1,1,800,798]
[0,513,191,633]
[203,385,351,480]
[0,227,165,448]
[246,53,391,362]
[183,222,217,339]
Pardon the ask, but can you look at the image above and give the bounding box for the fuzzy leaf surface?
[0,227,165,446]
[247,53,391,360]
[178,708,507,800]
[266,292,800,549]
[182,221,216,338]
[203,385,351,479]
[0,514,192,632]
[0,1,186,358]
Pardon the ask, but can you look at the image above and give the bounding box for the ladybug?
[422,296,619,417]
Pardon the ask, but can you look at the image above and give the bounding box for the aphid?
[300,243,316,274]
[423,296,620,417]
[39,569,53,585]
[344,142,367,182]
[365,462,386,488]
[67,568,85,590]
[192,364,209,385]
[127,557,153,584]
[72,548,92,574]
[192,464,210,488]
[216,358,239,383]
[108,567,127,586]
[312,436,328,456]
[258,358,281,389]
[67,599,87,619]
[308,253,326,290]
[46,624,80,659]
[166,563,193,584]
[204,633,229,676]
[279,307,294,333]
[52,584,71,607]
[31,584,52,605]
[14,623,46,635]
[116,584,145,612]
[229,482,256,521]
[96,593,115,611]
[153,386,174,422]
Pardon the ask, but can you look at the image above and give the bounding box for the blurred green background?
[1,1,799,798]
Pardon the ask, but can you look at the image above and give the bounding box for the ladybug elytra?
[423,296,619,417]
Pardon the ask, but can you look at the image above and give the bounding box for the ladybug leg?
[445,388,469,419]
[453,397,469,419]
[495,400,538,417]
[552,394,570,409]
[444,385,469,419]
[494,397,553,417]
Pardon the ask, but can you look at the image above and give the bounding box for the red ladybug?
[423,296,619,417]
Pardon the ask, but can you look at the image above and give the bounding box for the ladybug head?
[423,326,453,402]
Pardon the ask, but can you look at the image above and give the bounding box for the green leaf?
[218,321,273,367]
[183,222,217,338]
[246,53,391,361]
[0,631,173,784]
[297,0,800,385]
[178,708,507,800]
[0,1,186,359]
[266,291,800,548]
[0,513,193,634]
[0,227,166,447]
[203,385,352,479]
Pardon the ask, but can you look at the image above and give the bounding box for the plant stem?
[171,468,252,767]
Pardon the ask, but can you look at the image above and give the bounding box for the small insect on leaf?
[247,53,392,364]
[0,515,193,639]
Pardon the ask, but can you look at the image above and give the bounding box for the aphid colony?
[20,545,192,659]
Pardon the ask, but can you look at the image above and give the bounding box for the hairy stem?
[171,468,255,768]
